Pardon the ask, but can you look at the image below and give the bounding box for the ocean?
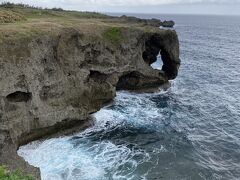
[18,14,240,180]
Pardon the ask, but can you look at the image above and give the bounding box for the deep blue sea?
[18,14,240,180]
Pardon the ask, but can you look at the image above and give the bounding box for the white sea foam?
[18,138,106,180]
[18,90,168,180]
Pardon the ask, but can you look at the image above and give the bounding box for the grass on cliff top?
[0,2,110,43]
[0,2,162,44]
[0,166,33,180]
[0,2,109,23]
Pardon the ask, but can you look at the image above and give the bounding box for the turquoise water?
[18,15,240,180]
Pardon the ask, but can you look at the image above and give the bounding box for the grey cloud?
[3,0,240,7]
[2,0,240,15]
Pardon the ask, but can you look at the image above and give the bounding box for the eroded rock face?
[0,26,180,178]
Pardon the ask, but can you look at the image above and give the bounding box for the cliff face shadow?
[6,91,32,102]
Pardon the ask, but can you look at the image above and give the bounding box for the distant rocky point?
[120,15,162,27]
[120,15,175,28]
[161,20,175,28]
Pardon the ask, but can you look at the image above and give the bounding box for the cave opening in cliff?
[6,91,32,102]
[116,71,141,90]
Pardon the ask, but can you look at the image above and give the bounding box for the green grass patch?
[0,166,33,180]
[103,27,123,45]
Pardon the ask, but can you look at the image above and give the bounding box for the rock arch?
[142,32,180,80]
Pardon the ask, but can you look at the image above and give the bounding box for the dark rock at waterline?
[161,20,175,28]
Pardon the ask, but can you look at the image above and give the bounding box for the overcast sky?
[2,0,240,15]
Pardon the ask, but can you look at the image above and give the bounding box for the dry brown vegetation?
[0,10,25,23]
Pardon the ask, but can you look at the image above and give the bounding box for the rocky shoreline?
[0,8,180,179]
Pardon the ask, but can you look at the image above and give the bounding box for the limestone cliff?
[0,8,180,179]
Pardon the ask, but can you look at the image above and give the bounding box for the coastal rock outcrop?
[0,14,180,179]
[119,15,175,28]
[120,15,162,27]
[161,20,175,28]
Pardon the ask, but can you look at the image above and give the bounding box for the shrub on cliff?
[0,166,33,180]
[0,2,41,9]
[0,2,15,8]
[103,27,123,45]
[51,7,64,11]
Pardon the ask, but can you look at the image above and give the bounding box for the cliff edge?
[0,5,180,179]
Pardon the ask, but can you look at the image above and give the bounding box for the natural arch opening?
[142,35,179,80]
[151,52,163,70]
